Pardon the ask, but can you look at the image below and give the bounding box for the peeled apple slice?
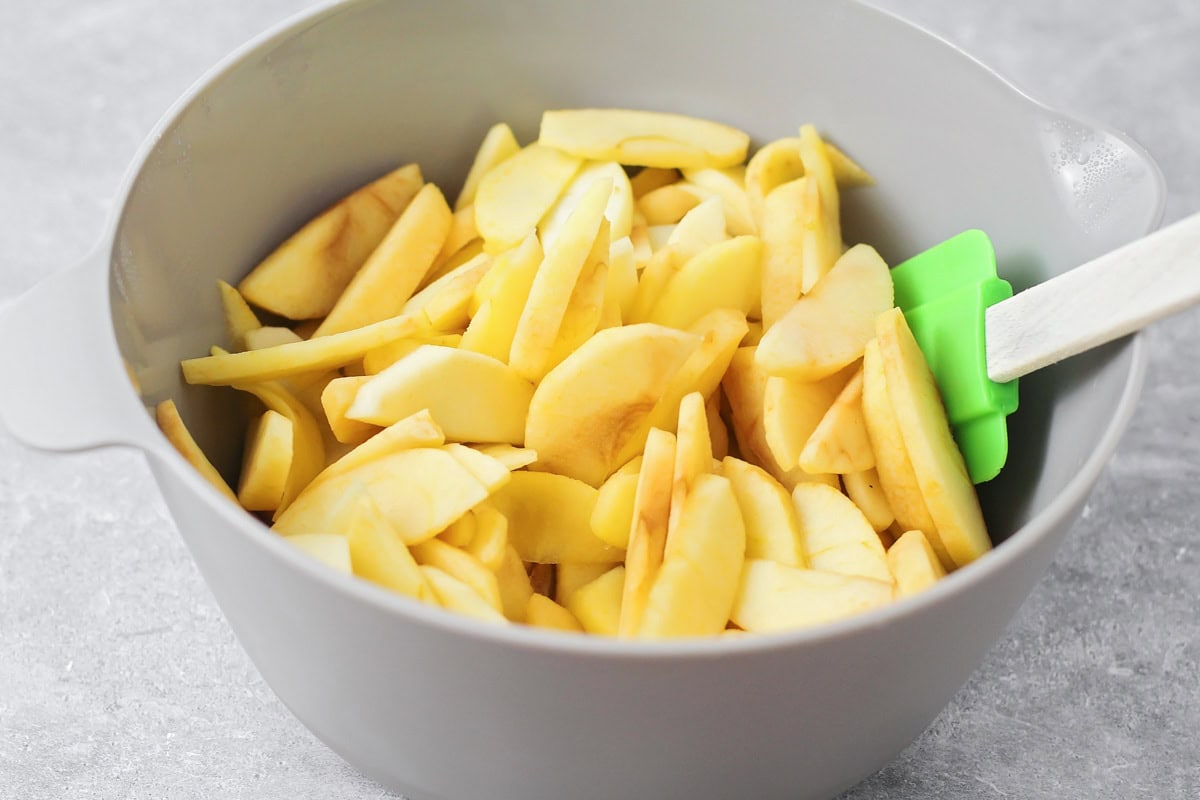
[539,109,750,170]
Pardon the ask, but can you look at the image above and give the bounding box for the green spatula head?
[890,230,1018,484]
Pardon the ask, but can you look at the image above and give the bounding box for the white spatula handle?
[985,210,1200,383]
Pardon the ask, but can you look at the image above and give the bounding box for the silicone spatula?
[891,212,1200,484]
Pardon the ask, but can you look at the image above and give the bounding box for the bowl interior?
[108,0,1162,550]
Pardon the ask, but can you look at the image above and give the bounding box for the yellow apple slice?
[509,178,612,383]
[181,312,427,386]
[875,307,992,569]
[745,137,875,228]
[242,325,303,350]
[759,177,807,329]
[362,333,463,375]
[525,594,584,633]
[638,472,746,638]
[636,183,702,225]
[762,365,855,473]
[680,166,756,235]
[455,122,521,211]
[630,166,680,198]
[791,482,891,584]
[488,471,623,564]
[605,236,639,324]
[460,233,543,363]
[756,244,894,380]
[239,163,423,319]
[539,109,749,170]
[237,409,294,512]
[340,487,428,600]
[888,529,947,598]
[474,143,582,252]
[565,565,625,636]
[731,560,893,632]
[861,338,941,550]
[411,538,503,612]
[438,509,477,548]
[542,219,610,373]
[441,443,512,493]
[429,204,480,280]
[590,456,643,549]
[217,280,261,351]
[555,563,613,608]
[721,456,805,567]
[308,409,443,489]
[524,322,700,486]
[493,546,535,622]
[798,366,875,475]
[842,468,895,534]
[403,252,493,332]
[465,503,508,572]
[797,124,842,292]
[314,183,453,336]
[668,195,728,261]
[155,399,238,503]
[319,376,376,445]
[347,345,534,444]
[618,428,676,637]
[707,393,730,461]
[420,566,508,624]
[668,392,714,536]
[645,236,763,331]
[232,379,326,515]
[470,444,538,471]
[285,533,352,573]
[273,447,489,545]
[540,160,634,249]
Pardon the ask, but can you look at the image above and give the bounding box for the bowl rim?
[109,0,1166,659]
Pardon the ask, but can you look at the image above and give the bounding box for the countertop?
[2,1,1197,797]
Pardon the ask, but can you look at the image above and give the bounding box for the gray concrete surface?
[1,1,1198,797]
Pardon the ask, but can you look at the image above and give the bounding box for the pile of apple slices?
[165,109,992,638]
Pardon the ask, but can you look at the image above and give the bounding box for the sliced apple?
[403,251,493,332]
[668,392,713,536]
[721,456,805,567]
[888,529,947,598]
[798,366,874,475]
[232,379,325,515]
[314,183,453,336]
[494,544,535,622]
[420,565,507,624]
[842,468,895,534]
[347,345,534,444]
[286,533,352,573]
[155,399,237,503]
[509,178,612,382]
[474,143,582,252]
[524,323,700,486]
[731,560,893,633]
[645,235,762,330]
[629,166,680,198]
[791,482,891,584]
[319,375,376,445]
[488,471,623,564]
[756,244,894,380]
[875,307,992,569]
[680,166,756,235]
[411,538,503,612]
[668,195,728,260]
[238,163,424,320]
[618,428,676,637]
[471,444,538,471]
[762,364,854,473]
[707,392,730,461]
[636,183,702,225]
[460,233,544,363]
[466,503,508,572]
[430,204,480,279]
[525,594,584,633]
[543,220,609,373]
[638,472,746,638]
[555,563,613,608]
[308,409,443,489]
[759,177,807,329]
[539,109,749,170]
[590,456,643,549]
[565,565,625,636]
[237,409,294,512]
[441,443,512,493]
[340,487,428,600]
[362,332,463,375]
[217,280,261,351]
[797,124,842,292]
[455,122,521,211]
[540,160,634,249]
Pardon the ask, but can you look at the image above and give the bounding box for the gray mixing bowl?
[0,1,1165,798]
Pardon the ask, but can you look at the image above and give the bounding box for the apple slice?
[630,166,680,198]
[542,219,610,373]
[441,444,512,493]
[618,428,676,637]
[155,399,238,503]
[888,529,948,597]
[239,163,424,320]
[762,365,854,473]
[875,307,992,569]
[232,379,326,515]
[494,545,535,622]
[680,166,756,235]
[347,345,534,444]
[731,560,893,633]
[411,538,503,612]
[668,195,728,260]
[320,376,376,445]
[470,444,538,472]
[474,143,582,252]
[402,252,493,332]
[539,109,749,170]
[759,177,806,329]
[721,456,805,567]
[590,456,643,549]
[524,323,700,486]
[797,366,875,475]
[362,332,463,375]
[565,565,626,636]
[526,594,584,633]
[637,472,746,638]
[465,503,508,572]
[645,235,763,330]
[540,160,634,249]
[308,409,443,489]
[455,122,520,211]
[745,137,875,229]
[340,487,428,600]
[488,471,623,564]
[421,566,508,624]
[861,338,942,553]
[555,563,613,608]
[797,124,842,292]
[273,447,490,545]
[314,183,453,336]
[460,233,544,363]
[792,482,892,584]
[756,244,894,380]
[637,183,702,225]
[217,280,261,351]
[286,533,353,574]
[668,392,714,536]
[842,468,895,534]
[508,178,612,382]
[237,409,294,512]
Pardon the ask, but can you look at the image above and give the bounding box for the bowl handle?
[0,249,162,453]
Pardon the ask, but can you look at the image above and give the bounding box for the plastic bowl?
[0,1,1164,798]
